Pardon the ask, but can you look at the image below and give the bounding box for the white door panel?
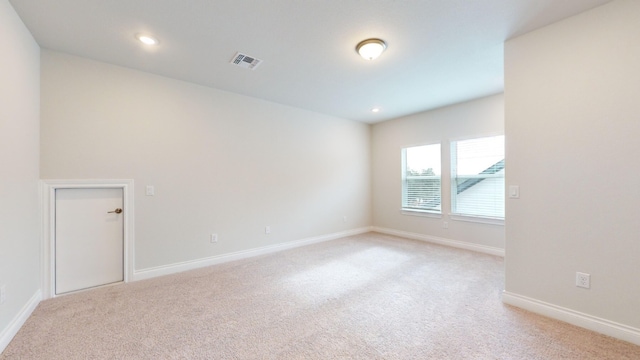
[55,188,124,294]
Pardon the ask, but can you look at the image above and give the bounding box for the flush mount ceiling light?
[356,38,387,60]
[136,33,159,46]
[371,107,381,113]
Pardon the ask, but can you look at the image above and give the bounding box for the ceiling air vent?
[230,52,263,70]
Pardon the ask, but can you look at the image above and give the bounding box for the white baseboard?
[0,290,42,354]
[503,291,640,346]
[133,227,373,281]
[371,226,504,257]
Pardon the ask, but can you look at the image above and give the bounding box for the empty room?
[1,0,639,358]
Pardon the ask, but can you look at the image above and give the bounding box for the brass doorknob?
[108,208,123,214]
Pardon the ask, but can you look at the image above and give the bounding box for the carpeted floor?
[2,232,639,359]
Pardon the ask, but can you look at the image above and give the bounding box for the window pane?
[452,136,504,218]
[402,144,441,212]
[406,177,441,210]
[456,136,504,175]
[406,145,441,176]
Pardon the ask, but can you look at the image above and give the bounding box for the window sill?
[449,213,504,226]
[400,209,442,219]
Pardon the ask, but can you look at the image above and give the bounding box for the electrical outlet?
[576,272,590,289]
[343,216,347,222]
[265,226,271,234]
[1,285,6,304]
[442,221,449,229]
[210,233,218,243]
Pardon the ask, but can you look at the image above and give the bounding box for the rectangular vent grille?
[230,52,263,70]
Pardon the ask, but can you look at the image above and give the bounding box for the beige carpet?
[2,232,639,359]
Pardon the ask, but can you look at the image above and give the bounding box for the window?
[402,143,441,212]
[451,135,504,219]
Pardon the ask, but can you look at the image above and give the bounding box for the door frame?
[41,179,135,299]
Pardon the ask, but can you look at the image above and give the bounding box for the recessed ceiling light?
[136,34,159,46]
[356,39,387,60]
[371,107,381,113]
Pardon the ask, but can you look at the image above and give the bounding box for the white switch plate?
[509,185,520,199]
[265,226,271,234]
[0,285,6,304]
[146,185,155,196]
[210,233,218,243]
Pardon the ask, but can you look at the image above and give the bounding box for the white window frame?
[401,143,442,215]
[450,135,505,224]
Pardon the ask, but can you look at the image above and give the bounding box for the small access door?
[55,188,124,295]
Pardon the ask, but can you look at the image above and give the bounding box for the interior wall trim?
[0,290,41,354]
[371,226,505,257]
[132,227,373,281]
[503,291,640,346]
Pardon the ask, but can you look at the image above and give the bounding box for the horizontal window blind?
[402,144,441,212]
[451,135,504,218]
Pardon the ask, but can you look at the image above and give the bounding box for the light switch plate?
[509,185,520,199]
[146,185,155,196]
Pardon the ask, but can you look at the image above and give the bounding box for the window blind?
[402,143,441,212]
[451,135,504,218]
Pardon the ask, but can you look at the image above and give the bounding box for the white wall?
[40,50,371,271]
[505,0,640,335]
[0,0,40,345]
[371,94,505,251]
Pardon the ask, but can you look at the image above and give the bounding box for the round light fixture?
[371,107,381,113]
[136,34,159,45]
[356,38,387,60]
